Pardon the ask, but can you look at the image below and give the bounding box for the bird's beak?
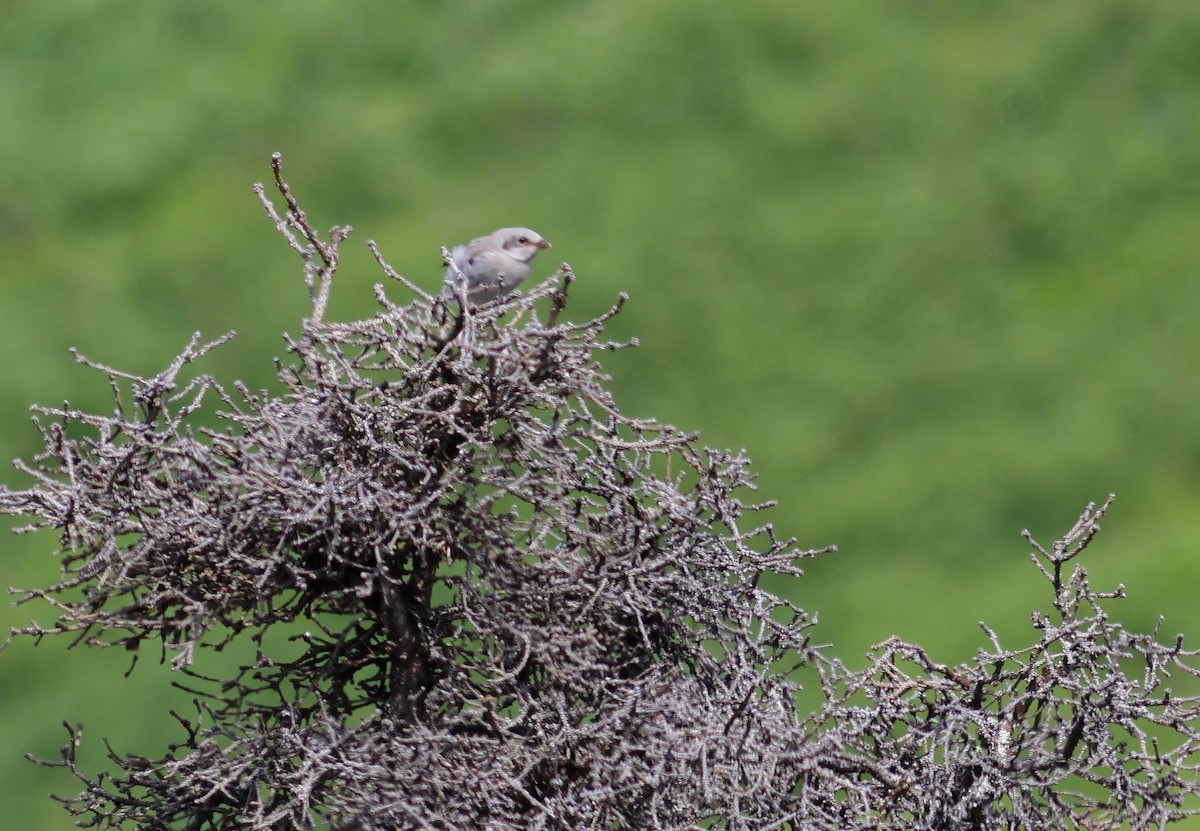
[537,239,551,250]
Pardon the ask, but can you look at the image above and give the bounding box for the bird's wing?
[462,232,500,263]
[467,248,514,280]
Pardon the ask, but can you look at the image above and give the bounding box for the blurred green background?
[3,0,1200,826]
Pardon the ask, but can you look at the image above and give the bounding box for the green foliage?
[3,0,1200,826]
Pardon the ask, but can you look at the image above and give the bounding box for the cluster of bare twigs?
[2,156,1199,830]
[809,496,1200,829]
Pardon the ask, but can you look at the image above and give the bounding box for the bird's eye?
[517,237,529,244]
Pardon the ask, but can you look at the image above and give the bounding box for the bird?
[442,227,551,305]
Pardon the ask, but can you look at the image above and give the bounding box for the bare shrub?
[2,155,1199,830]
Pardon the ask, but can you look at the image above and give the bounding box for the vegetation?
[3,2,1200,825]
[3,160,1199,830]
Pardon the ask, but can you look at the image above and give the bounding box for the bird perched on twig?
[442,227,551,305]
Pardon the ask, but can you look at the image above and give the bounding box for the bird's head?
[498,227,551,264]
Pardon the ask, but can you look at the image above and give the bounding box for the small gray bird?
[442,227,551,305]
